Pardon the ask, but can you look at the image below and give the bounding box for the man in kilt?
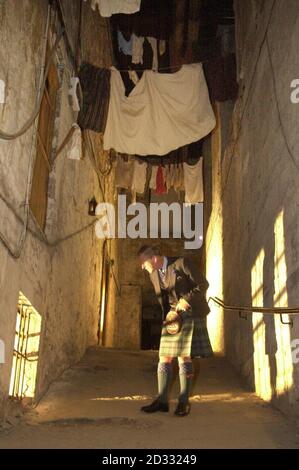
[138,245,213,417]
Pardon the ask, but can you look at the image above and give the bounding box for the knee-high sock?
[157,362,172,404]
[179,361,194,403]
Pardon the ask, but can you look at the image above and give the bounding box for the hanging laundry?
[84,0,141,17]
[149,166,158,191]
[173,163,184,194]
[104,64,216,156]
[77,63,110,133]
[134,139,204,166]
[156,165,166,194]
[164,164,172,192]
[147,37,158,72]
[132,35,158,71]
[183,158,204,204]
[159,40,166,56]
[128,70,139,85]
[117,30,133,56]
[115,155,134,189]
[66,124,82,160]
[131,160,147,197]
[132,34,144,65]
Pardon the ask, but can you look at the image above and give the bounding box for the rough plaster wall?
[0,0,113,418]
[206,0,299,418]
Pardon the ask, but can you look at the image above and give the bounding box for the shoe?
[174,401,191,417]
[141,398,169,413]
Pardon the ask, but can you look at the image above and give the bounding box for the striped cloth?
[159,310,213,358]
[78,63,110,133]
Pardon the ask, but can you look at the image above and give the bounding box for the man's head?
[137,245,164,274]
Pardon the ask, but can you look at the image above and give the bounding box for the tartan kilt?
[159,310,213,358]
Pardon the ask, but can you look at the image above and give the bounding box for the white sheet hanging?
[104,63,216,156]
[183,158,204,204]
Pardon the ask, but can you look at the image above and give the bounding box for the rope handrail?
[208,296,299,314]
[208,296,299,327]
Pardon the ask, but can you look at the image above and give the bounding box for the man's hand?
[175,298,191,312]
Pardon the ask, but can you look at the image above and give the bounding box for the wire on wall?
[0,30,64,141]
[0,5,52,258]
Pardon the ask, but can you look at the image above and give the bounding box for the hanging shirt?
[115,155,134,189]
[149,166,158,190]
[131,160,147,194]
[183,158,204,204]
[173,163,184,193]
[164,164,172,191]
[117,30,133,56]
[84,0,141,17]
[132,35,158,71]
[104,64,216,156]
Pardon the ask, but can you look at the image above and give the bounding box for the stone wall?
[0,0,114,418]
[206,0,299,418]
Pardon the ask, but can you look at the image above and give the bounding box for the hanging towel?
[156,165,166,194]
[117,30,133,56]
[104,63,216,156]
[84,0,141,17]
[132,34,145,64]
[183,158,204,204]
[115,155,134,189]
[164,164,172,192]
[78,63,110,133]
[149,166,158,190]
[131,160,147,194]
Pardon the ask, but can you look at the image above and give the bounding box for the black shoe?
[141,398,169,413]
[174,401,191,417]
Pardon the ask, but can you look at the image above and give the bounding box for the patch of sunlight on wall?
[274,210,293,396]
[206,101,224,353]
[251,249,272,401]
[206,208,224,353]
[9,292,42,399]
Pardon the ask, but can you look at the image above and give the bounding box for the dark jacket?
[149,256,210,319]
